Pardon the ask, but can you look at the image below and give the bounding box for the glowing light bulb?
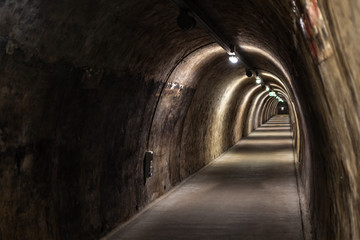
[269,91,276,97]
[265,85,270,91]
[255,76,262,84]
[229,55,238,63]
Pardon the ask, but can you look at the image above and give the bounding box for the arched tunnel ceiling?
[185,0,297,81]
[0,0,328,239]
[0,0,360,239]
[0,0,301,89]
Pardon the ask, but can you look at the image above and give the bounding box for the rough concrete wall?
[261,98,278,123]
[146,45,222,192]
[297,1,360,239]
[0,41,163,239]
[179,58,253,178]
[0,1,215,239]
[0,0,327,239]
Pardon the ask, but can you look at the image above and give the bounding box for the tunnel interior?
[277,102,289,114]
[0,0,359,240]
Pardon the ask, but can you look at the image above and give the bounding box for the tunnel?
[0,0,359,239]
[277,102,289,114]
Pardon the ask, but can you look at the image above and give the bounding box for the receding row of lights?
[227,48,284,103]
[255,74,284,102]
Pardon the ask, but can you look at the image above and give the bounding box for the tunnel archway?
[277,102,289,114]
[0,1,359,240]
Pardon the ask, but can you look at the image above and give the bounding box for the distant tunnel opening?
[277,102,289,114]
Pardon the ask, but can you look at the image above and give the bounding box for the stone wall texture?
[0,0,358,239]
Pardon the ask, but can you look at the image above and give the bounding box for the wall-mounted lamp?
[228,44,239,63]
[255,76,262,84]
[229,55,238,64]
[255,71,263,84]
[173,0,253,69]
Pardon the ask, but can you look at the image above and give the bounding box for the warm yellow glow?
[216,76,248,115]
[255,76,262,84]
[213,76,249,143]
[241,45,291,85]
[169,44,224,87]
[229,55,239,63]
[261,72,287,91]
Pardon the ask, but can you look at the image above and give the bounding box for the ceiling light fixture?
[255,73,262,84]
[228,44,239,64]
[255,77,262,84]
[269,91,276,97]
[276,96,284,102]
[229,54,239,64]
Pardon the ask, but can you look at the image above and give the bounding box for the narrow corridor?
[104,115,303,240]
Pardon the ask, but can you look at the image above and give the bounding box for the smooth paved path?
[104,115,303,240]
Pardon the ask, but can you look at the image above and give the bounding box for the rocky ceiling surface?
[1,0,359,239]
[0,0,311,239]
[0,0,302,84]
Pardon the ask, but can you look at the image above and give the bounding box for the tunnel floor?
[104,115,303,240]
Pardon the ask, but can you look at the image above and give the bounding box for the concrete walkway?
[105,115,304,240]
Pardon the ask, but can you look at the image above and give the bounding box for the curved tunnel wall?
[0,2,303,239]
[0,1,303,239]
[0,1,359,240]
